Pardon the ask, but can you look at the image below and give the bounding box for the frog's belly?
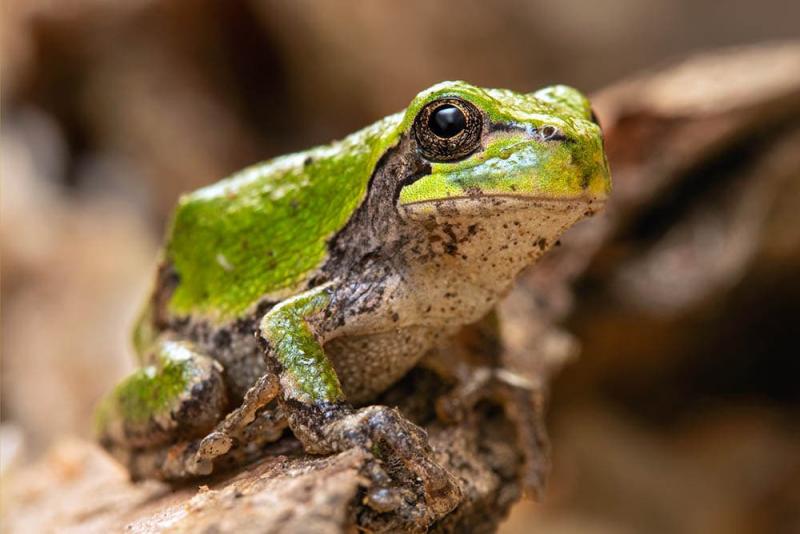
[325,325,447,404]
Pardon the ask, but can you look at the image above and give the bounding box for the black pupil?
[428,105,466,138]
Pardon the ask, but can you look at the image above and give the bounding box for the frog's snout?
[582,166,612,203]
[565,133,612,203]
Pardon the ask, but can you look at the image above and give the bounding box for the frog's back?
[164,113,403,322]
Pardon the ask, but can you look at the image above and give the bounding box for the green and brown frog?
[95,81,610,517]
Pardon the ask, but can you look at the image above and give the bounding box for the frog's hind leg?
[95,339,283,481]
[96,339,228,479]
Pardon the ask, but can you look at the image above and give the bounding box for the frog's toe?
[116,408,288,482]
[193,372,282,464]
[197,431,234,459]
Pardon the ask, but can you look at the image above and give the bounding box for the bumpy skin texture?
[96,81,610,523]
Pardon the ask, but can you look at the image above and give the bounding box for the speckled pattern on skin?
[97,81,611,515]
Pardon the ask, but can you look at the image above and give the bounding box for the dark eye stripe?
[487,121,567,142]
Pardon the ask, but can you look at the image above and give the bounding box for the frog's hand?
[94,339,228,473]
[258,284,461,518]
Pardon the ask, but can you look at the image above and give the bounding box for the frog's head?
[397,81,610,215]
[386,81,610,291]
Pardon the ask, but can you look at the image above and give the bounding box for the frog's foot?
[96,339,285,481]
[194,373,281,464]
[145,373,284,481]
[289,403,462,519]
[116,408,288,481]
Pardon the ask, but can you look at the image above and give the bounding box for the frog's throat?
[394,195,596,327]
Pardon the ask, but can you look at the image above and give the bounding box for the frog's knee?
[95,340,228,450]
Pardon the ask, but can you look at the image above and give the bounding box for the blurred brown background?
[2,1,799,533]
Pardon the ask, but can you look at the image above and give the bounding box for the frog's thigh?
[95,339,228,451]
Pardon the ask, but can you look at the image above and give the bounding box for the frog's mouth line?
[399,194,606,222]
[399,193,606,208]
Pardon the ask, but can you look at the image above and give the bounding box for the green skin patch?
[95,342,195,433]
[165,114,404,322]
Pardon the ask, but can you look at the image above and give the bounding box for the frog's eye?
[413,98,482,162]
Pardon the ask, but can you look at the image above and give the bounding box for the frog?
[95,80,610,519]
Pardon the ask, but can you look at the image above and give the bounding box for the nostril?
[539,125,566,141]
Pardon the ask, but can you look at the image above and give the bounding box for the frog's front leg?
[259,284,461,517]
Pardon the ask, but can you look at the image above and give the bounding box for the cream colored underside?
[327,196,597,401]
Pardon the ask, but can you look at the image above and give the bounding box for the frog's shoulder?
[163,112,405,322]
